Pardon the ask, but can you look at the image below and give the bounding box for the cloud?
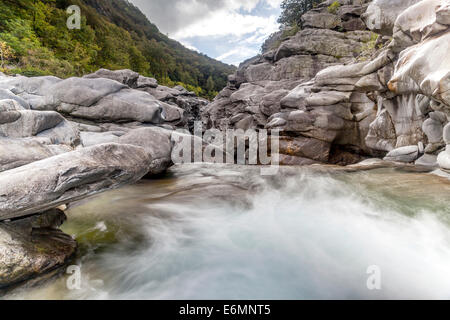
[173,11,279,39]
[178,40,200,52]
[215,46,260,67]
[129,0,281,65]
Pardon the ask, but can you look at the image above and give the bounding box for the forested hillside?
[0,0,236,98]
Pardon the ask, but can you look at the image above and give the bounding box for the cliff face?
[201,0,450,170]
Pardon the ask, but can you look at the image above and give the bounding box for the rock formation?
[0,143,153,220]
[201,0,450,169]
[83,68,209,132]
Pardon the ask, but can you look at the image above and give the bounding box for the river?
[4,164,450,299]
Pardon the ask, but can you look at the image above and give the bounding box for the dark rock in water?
[278,136,331,163]
[329,147,368,166]
[0,209,76,288]
[383,145,420,163]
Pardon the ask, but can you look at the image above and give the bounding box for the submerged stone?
[0,209,76,288]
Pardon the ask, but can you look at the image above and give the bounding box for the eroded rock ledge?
[201,0,450,170]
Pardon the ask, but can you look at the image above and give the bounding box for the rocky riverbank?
[201,0,450,169]
[1,0,450,289]
[0,68,209,287]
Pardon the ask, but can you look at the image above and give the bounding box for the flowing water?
[4,164,450,299]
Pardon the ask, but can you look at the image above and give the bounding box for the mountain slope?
[0,0,235,98]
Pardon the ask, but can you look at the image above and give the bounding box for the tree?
[0,41,14,69]
[277,0,324,27]
[206,75,215,93]
[0,0,235,98]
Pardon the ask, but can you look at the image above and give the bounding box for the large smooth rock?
[1,99,23,115]
[0,76,125,111]
[388,28,450,104]
[118,127,173,175]
[62,88,166,124]
[380,94,427,148]
[305,90,351,107]
[422,118,443,143]
[392,0,444,50]
[0,138,71,172]
[438,147,450,170]
[80,131,122,147]
[0,75,61,98]
[136,76,158,89]
[0,76,173,125]
[362,0,422,35]
[0,89,30,109]
[0,143,152,220]
[383,145,420,162]
[84,68,139,87]
[444,123,450,144]
[0,99,80,146]
[415,153,438,167]
[1,109,80,146]
[0,209,76,288]
[315,49,394,86]
[42,77,126,109]
[84,69,159,89]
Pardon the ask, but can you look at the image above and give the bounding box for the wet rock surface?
[0,209,76,288]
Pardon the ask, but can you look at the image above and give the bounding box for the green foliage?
[266,23,300,51]
[327,1,341,14]
[0,41,15,69]
[357,32,381,62]
[278,0,325,27]
[160,77,217,100]
[0,0,236,99]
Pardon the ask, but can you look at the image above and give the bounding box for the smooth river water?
[4,164,450,299]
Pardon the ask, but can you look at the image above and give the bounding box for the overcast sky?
[129,0,282,66]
